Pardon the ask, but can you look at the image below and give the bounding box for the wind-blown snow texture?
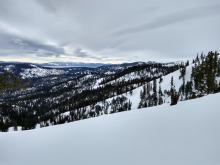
[0,93,220,165]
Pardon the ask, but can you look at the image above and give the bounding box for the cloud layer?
[0,0,220,63]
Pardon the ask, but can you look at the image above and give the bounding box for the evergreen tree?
[217,58,220,76]
[170,76,179,105]
[158,85,163,105]
[153,79,157,106]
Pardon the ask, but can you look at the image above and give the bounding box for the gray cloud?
[0,31,65,57]
[112,4,220,36]
[0,0,220,63]
[74,48,91,58]
[73,48,102,60]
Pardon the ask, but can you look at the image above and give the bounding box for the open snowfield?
[1,93,220,165]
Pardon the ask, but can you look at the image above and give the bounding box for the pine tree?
[170,76,179,105]
[170,89,179,106]
[171,76,174,87]
[158,85,163,105]
[153,79,157,106]
[217,58,220,76]
[185,60,189,66]
[206,51,216,93]
[128,100,132,110]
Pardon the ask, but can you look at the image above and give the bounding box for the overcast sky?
[0,0,220,64]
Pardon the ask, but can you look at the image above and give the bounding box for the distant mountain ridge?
[41,62,110,68]
[1,52,219,132]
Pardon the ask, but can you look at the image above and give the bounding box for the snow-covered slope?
[93,64,193,111]
[20,65,65,79]
[1,93,220,165]
[101,61,220,111]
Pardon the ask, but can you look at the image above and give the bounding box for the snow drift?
[0,93,220,165]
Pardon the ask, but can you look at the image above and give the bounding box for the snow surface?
[1,93,220,165]
[3,65,15,72]
[20,67,65,79]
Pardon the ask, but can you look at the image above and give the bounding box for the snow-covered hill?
[0,63,67,79]
[20,65,65,79]
[92,58,220,112]
[108,63,193,109]
[1,52,219,131]
[1,93,220,165]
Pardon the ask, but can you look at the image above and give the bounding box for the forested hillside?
[0,51,219,132]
